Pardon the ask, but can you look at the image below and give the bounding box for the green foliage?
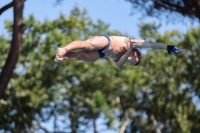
[126,0,200,22]
[125,24,200,133]
[1,6,200,133]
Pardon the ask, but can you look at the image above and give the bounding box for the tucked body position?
[54,35,185,68]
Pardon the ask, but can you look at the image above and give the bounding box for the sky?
[0,0,199,132]
[1,0,198,39]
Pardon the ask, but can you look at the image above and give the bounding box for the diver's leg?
[54,50,100,62]
[56,36,109,57]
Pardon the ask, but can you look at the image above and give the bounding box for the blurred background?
[0,0,200,133]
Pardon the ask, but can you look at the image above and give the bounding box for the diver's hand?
[167,45,186,53]
[124,37,133,51]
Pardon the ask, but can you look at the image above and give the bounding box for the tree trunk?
[69,97,78,133]
[93,114,98,133]
[119,111,129,133]
[0,0,24,99]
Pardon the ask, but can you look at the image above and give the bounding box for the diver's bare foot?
[56,47,67,58]
[54,55,65,62]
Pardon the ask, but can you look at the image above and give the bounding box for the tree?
[0,7,127,132]
[0,0,25,99]
[124,22,200,133]
[125,0,200,21]
[0,0,72,99]
[1,4,200,133]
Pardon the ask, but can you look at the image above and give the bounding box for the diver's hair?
[132,48,141,65]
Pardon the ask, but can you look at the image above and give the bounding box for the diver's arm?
[114,49,132,68]
[114,38,133,68]
[130,39,167,49]
[130,39,185,53]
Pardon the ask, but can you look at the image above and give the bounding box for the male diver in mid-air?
[54,35,185,68]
